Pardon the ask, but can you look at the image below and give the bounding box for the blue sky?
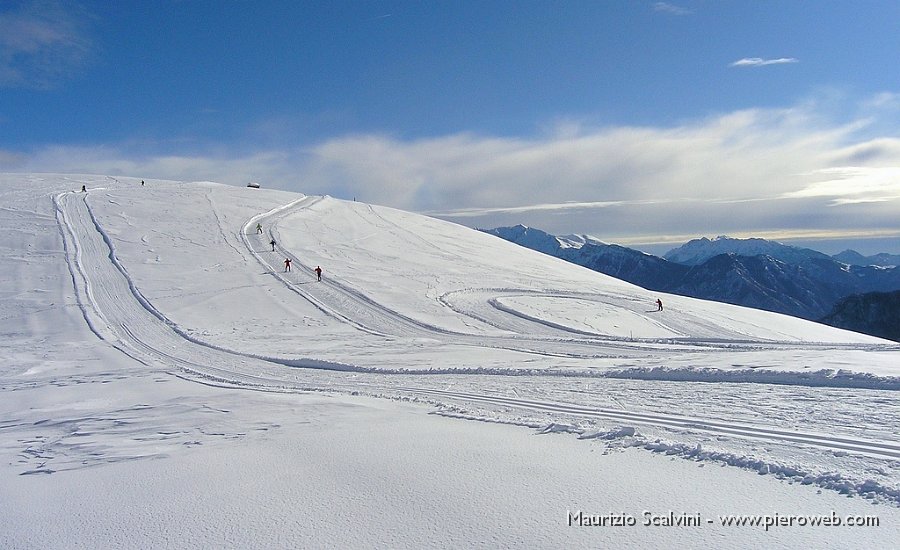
[3,0,900,254]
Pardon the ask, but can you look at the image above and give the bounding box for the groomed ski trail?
[54,191,359,391]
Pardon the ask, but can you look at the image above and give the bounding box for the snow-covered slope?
[8,172,899,383]
[83,178,892,354]
[3,174,900,547]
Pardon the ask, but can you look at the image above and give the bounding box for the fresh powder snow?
[1,174,898,548]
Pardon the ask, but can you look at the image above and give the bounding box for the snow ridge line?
[253,359,900,391]
[173,354,898,393]
[601,366,900,390]
[403,386,900,460]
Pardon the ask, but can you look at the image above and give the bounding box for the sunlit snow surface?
[2,174,898,548]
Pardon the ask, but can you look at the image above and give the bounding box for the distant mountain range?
[831,249,900,268]
[483,226,900,340]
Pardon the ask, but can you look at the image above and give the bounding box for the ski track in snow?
[53,189,900,505]
[400,386,900,461]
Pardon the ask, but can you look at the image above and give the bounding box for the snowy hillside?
[2,174,899,548]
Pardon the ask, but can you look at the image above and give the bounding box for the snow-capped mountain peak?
[664,235,831,265]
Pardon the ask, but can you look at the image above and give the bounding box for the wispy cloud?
[863,92,900,111]
[426,200,629,217]
[730,57,799,68]
[653,2,692,15]
[783,166,900,203]
[0,0,94,89]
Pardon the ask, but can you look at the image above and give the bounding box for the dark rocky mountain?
[485,225,686,291]
[664,236,831,266]
[483,226,900,323]
[832,250,900,268]
[820,291,900,342]
[668,253,842,318]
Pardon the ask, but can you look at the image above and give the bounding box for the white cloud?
[784,166,900,202]
[730,57,799,67]
[653,2,692,15]
[293,106,864,213]
[0,0,93,89]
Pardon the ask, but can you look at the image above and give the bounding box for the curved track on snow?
[54,191,357,392]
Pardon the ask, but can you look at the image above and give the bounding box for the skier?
[656,298,663,311]
[270,239,277,251]
[81,185,86,192]
[141,180,145,186]
[284,258,292,272]
[314,266,322,281]
[256,223,263,234]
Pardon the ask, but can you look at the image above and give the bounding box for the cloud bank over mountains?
[5,96,900,249]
